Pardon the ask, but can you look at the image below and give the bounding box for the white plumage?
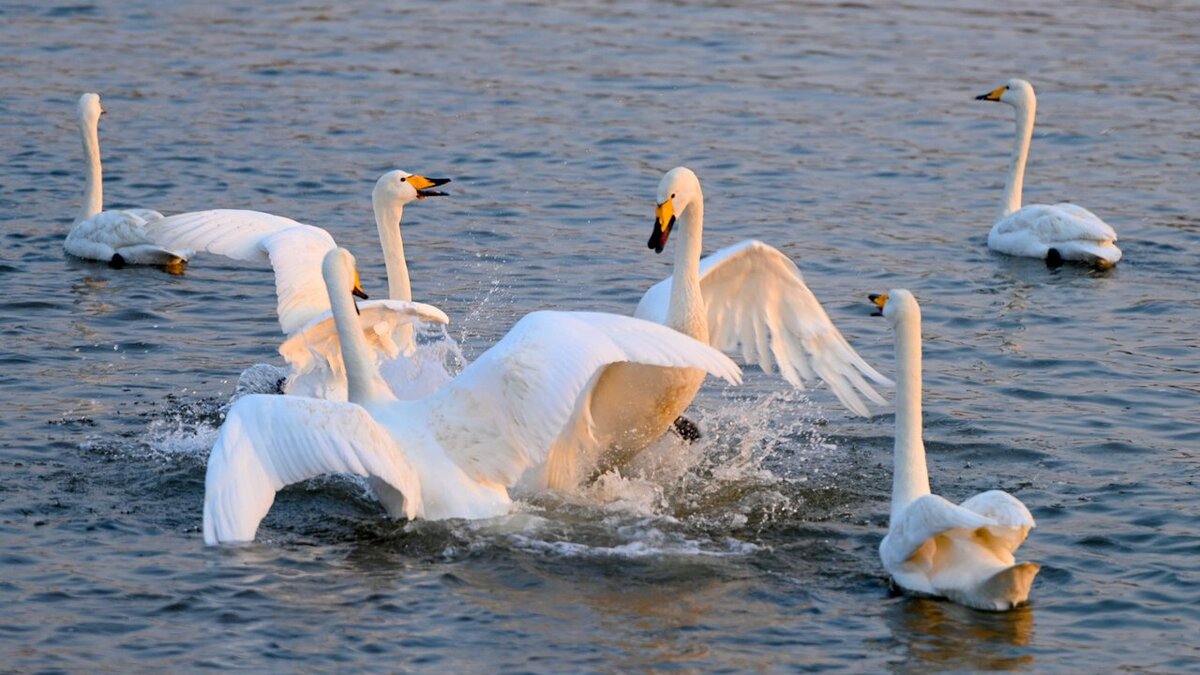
[203,248,741,545]
[976,79,1122,267]
[64,93,192,266]
[148,171,455,400]
[872,289,1038,611]
[548,168,889,490]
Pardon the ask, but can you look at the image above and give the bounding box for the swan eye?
[400,177,407,182]
[671,193,676,199]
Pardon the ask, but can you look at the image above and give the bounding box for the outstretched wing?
[148,209,337,334]
[203,394,423,545]
[636,239,890,416]
[959,490,1036,555]
[279,300,451,401]
[420,311,742,486]
[880,494,995,570]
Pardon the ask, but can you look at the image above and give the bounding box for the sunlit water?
[3,0,1199,670]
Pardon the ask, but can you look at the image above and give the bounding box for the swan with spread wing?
[148,170,454,400]
[203,248,741,544]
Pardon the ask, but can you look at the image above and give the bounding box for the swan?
[975,79,1122,268]
[870,289,1038,611]
[203,247,742,544]
[527,167,890,489]
[148,170,455,400]
[63,93,192,266]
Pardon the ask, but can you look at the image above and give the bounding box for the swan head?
[77,92,104,124]
[322,248,370,314]
[869,289,919,325]
[649,167,702,254]
[373,170,451,209]
[975,78,1035,107]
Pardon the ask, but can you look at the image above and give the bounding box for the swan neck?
[1000,98,1035,220]
[374,199,412,302]
[892,308,930,521]
[666,195,708,341]
[78,113,102,223]
[330,280,390,404]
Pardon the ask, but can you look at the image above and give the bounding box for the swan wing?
[279,300,450,400]
[996,204,1118,243]
[881,494,996,570]
[203,394,422,545]
[636,239,890,416]
[959,489,1036,554]
[148,209,337,334]
[422,310,742,486]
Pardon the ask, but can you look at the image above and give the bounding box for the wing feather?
[420,311,741,486]
[636,240,890,415]
[880,494,995,570]
[203,395,423,545]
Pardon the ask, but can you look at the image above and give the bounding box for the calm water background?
[2,0,1198,670]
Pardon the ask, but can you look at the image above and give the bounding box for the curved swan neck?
[373,198,412,302]
[78,112,103,224]
[1001,96,1036,220]
[891,301,930,520]
[666,192,708,341]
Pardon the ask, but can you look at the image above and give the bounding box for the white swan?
[976,79,1122,267]
[148,170,455,400]
[63,93,192,266]
[203,248,742,544]
[530,167,890,489]
[870,289,1038,611]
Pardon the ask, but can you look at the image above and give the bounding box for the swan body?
[203,248,742,544]
[149,171,454,400]
[976,79,1121,267]
[871,289,1038,611]
[64,93,191,266]
[536,167,889,489]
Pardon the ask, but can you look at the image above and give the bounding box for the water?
[3,0,1199,670]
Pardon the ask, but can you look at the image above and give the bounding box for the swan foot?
[109,253,127,268]
[671,416,701,443]
[1044,248,1063,269]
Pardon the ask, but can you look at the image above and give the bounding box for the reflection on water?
[883,596,1035,671]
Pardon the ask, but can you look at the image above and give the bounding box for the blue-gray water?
[3,0,1199,670]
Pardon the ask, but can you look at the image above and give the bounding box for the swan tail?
[1052,240,1122,268]
[971,562,1040,611]
[115,244,192,266]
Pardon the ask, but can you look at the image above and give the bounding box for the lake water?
[2,0,1198,670]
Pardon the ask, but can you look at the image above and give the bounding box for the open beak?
[975,85,1006,102]
[408,174,451,199]
[868,293,888,317]
[648,199,676,254]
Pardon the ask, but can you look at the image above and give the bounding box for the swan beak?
[648,199,676,254]
[976,85,1006,102]
[409,175,451,199]
[868,293,888,317]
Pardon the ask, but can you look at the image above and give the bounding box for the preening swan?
[148,170,455,400]
[533,167,889,489]
[63,93,192,266]
[870,289,1038,611]
[976,79,1122,268]
[203,248,741,544]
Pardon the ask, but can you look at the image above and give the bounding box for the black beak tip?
[868,294,881,302]
[870,310,883,317]
[974,94,989,100]
[353,289,369,300]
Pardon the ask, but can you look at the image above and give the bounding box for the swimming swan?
[148,170,454,400]
[975,79,1122,267]
[203,248,742,544]
[870,289,1038,611]
[63,93,192,266]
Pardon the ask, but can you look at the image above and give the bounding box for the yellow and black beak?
[408,174,451,199]
[868,293,888,317]
[352,269,368,314]
[648,198,676,254]
[975,85,1007,102]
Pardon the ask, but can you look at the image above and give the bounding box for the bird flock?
[62,79,1123,612]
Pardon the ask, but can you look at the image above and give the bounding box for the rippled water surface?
[3,0,1199,670]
